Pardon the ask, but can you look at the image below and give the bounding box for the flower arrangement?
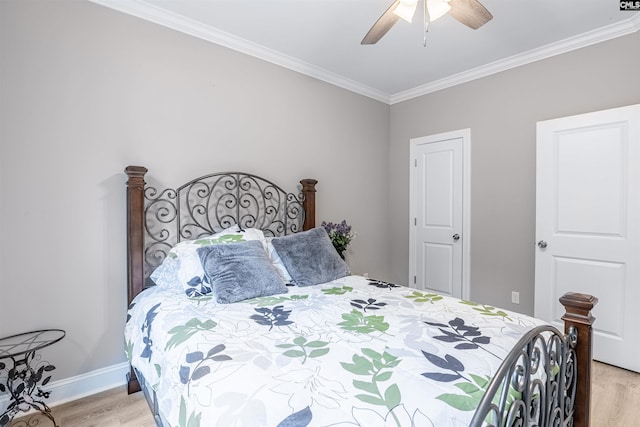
[321,220,355,259]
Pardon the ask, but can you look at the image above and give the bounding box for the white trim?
[409,129,471,300]
[88,0,391,103]
[0,362,129,413]
[90,0,639,105]
[391,14,640,104]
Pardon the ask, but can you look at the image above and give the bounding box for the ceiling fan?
[361,0,493,45]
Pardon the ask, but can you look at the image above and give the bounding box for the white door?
[535,104,640,372]
[410,129,470,299]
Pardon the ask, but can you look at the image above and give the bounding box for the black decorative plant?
[0,354,57,426]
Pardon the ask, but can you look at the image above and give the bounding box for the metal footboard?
[470,324,577,426]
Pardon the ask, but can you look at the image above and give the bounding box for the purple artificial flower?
[321,220,355,256]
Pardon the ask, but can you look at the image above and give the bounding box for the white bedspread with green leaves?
[125,275,544,427]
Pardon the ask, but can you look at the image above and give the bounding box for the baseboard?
[0,361,129,412]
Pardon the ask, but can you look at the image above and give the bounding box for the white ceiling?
[93,0,640,104]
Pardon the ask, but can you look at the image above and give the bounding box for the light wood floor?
[591,361,640,426]
[10,361,640,426]
[9,386,154,427]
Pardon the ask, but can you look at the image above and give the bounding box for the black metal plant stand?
[0,330,65,427]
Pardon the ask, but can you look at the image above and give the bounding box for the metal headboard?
[143,172,311,276]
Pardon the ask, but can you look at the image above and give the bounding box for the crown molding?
[390,13,640,104]
[91,0,638,106]
[89,0,392,103]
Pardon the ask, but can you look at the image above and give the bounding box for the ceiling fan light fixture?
[393,0,419,22]
[362,0,491,45]
[426,0,451,22]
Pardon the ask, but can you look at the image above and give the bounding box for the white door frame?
[409,129,471,300]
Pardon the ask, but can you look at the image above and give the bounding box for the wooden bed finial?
[559,292,598,427]
[301,179,317,231]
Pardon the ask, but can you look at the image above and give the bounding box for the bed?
[123,166,597,427]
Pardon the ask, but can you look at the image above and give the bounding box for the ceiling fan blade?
[361,0,401,45]
[448,0,493,30]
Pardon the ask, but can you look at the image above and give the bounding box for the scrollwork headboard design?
[125,166,317,306]
[142,172,316,277]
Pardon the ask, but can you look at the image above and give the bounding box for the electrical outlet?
[511,291,520,304]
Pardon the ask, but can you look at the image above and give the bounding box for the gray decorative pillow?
[271,227,350,287]
[197,240,287,304]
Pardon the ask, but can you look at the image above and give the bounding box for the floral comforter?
[125,275,544,427]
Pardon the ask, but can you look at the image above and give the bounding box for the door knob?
[453,234,460,241]
[538,240,547,249]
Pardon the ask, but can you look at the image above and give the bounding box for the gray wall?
[1,0,639,392]
[389,32,640,314]
[0,0,390,382]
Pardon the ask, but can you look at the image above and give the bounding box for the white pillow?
[150,225,267,296]
[265,237,293,284]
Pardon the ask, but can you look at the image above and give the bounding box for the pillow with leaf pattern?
[150,225,267,296]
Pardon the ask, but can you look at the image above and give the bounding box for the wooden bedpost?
[559,292,598,427]
[301,179,317,231]
[125,165,147,394]
[125,166,147,306]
